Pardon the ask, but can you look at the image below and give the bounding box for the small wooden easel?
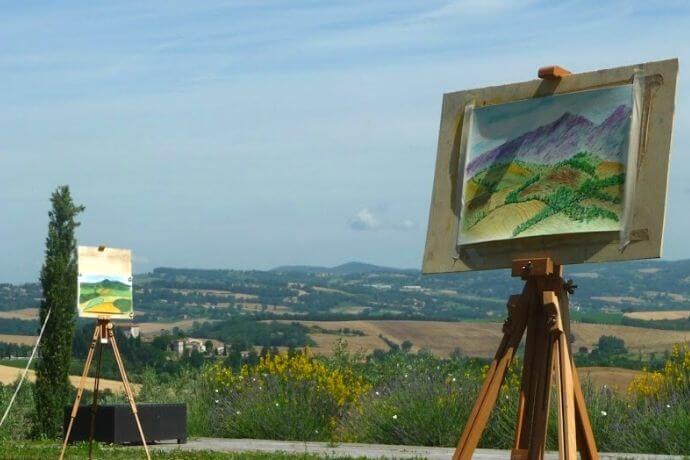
[453,258,598,460]
[60,318,151,460]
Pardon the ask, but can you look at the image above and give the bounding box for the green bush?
[0,381,34,441]
[137,368,212,436]
[340,372,479,446]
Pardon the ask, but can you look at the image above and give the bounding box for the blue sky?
[469,85,633,155]
[1,1,689,282]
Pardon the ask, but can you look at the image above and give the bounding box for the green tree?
[401,340,413,353]
[596,335,627,355]
[34,186,84,437]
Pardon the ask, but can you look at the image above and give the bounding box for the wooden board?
[423,59,678,273]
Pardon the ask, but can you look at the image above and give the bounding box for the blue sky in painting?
[469,85,633,157]
[80,274,131,285]
[0,1,689,281]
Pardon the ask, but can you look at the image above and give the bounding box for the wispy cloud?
[349,208,380,231]
[348,207,416,232]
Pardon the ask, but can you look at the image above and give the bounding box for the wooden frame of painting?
[423,59,678,274]
[77,246,134,320]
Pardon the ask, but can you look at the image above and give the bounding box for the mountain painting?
[458,85,634,245]
[78,274,133,318]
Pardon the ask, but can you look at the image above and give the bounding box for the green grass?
[570,311,624,325]
[0,441,362,460]
[0,358,32,369]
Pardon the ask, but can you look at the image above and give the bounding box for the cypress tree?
[34,186,84,437]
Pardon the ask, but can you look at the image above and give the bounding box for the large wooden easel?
[453,258,598,460]
[60,318,151,460]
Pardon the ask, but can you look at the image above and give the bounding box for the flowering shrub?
[340,359,522,448]
[130,342,690,454]
[628,344,690,400]
[205,350,369,441]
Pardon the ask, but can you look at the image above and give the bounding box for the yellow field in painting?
[520,214,619,238]
[596,161,625,177]
[80,296,125,314]
[462,200,547,244]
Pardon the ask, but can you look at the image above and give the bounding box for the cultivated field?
[0,334,38,346]
[281,320,690,359]
[579,366,640,392]
[0,364,139,393]
[137,318,216,336]
[624,310,690,320]
[0,308,38,320]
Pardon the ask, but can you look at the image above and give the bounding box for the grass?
[0,358,31,369]
[0,441,361,460]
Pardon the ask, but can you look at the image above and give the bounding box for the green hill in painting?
[461,152,624,244]
[78,278,132,316]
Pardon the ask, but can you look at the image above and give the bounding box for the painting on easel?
[459,85,634,245]
[423,59,678,273]
[77,246,134,319]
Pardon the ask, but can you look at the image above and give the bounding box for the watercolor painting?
[78,273,133,318]
[458,85,633,245]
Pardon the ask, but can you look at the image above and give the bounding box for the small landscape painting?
[78,274,133,318]
[77,246,134,319]
[458,85,634,245]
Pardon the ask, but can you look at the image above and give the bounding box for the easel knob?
[538,65,571,79]
[564,279,578,294]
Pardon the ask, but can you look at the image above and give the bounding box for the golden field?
[0,364,139,394]
[279,319,690,359]
[0,334,38,346]
[623,310,690,320]
[578,366,641,392]
[0,308,39,320]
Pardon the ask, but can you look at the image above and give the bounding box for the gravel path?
[154,438,685,459]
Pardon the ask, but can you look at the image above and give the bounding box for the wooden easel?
[60,318,151,460]
[453,258,598,460]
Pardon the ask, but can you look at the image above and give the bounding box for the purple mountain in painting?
[466,104,632,177]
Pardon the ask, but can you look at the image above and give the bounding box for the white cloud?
[349,208,380,231]
[348,208,416,232]
[394,219,417,231]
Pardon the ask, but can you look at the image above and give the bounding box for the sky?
[1,1,689,282]
[469,85,632,155]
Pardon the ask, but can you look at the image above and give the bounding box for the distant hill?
[270,261,417,275]
[83,279,130,289]
[466,105,631,176]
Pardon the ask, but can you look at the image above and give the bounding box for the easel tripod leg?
[544,290,577,460]
[60,323,100,460]
[108,326,151,460]
[454,294,528,460]
[513,283,540,457]
[87,331,104,460]
[573,366,599,460]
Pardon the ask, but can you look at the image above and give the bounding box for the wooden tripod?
[60,318,151,460]
[453,258,598,460]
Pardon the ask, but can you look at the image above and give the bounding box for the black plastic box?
[63,403,187,444]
